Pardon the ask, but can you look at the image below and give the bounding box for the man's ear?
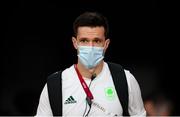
[104,39,110,51]
[72,37,78,49]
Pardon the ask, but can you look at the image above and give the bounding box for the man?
[36,11,146,116]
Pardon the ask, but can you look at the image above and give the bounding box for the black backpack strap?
[107,62,130,116]
[47,71,62,116]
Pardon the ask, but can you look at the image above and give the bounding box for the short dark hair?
[73,12,109,38]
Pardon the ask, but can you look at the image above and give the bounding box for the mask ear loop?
[102,39,109,56]
[102,43,106,57]
[76,42,80,54]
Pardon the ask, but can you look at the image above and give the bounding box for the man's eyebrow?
[78,37,103,40]
[93,37,103,41]
[93,37,103,40]
[79,38,88,40]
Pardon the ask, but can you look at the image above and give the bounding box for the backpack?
[47,62,129,116]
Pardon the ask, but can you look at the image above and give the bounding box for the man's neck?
[77,60,104,79]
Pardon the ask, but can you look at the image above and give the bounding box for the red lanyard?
[74,64,94,100]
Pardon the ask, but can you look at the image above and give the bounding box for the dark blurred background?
[2,0,179,115]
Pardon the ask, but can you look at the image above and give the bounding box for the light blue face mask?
[77,46,104,69]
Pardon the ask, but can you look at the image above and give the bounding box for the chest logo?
[64,96,77,104]
[104,87,115,100]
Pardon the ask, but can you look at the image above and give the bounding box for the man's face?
[72,26,110,51]
[76,26,106,47]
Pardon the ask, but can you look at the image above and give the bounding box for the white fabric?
[35,62,146,116]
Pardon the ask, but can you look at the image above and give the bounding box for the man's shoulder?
[105,61,124,71]
[106,61,132,74]
[105,61,136,81]
[47,71,61,81]
[106,61,122,66]
[47,64,74,80]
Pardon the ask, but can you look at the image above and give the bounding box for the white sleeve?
[125,70,146,116]
[35,83,53,116]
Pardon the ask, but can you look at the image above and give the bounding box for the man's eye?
[80,40,88,43]
[94,40,101,43]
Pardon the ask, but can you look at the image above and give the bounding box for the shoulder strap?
[47,71,62,116]
[107,62,130,116]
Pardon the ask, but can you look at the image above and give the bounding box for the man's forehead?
[77,27,105,38]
